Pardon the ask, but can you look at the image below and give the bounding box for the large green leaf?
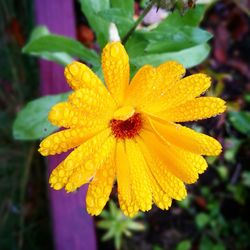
[98,8,134,38]
[110,0,134,19]
[144,26,212,53]
[228,111,250,135]
[79,0,110,48]
[23,26,100,67]
[13,92,70,140]
[157,4,206,29]
[130,43,210,69]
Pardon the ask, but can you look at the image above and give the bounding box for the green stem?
[121,0,157,45]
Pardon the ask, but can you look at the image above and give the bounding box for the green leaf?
[195,213,210,229]
[176,240,191,250]
[131,43,210,69]
[110,0,134,19]
[216,166,228,180]
[13,92,70,140]
[79,0,110,48]
[24,26,73,65]
[98,8,134,37]
[242,171,250,187]
[224,138,242,163]
[228,111,250,135]
[126,221,145,231]
[23,27,100,66]
[157,4,206,29]
[144,27,212,53]
[114,231,122,250]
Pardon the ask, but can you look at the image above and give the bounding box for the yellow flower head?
[38,42,226,217]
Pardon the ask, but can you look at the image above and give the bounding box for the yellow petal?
[65,61,106,93]
[102,42,129,105]
[48,129,111,191]
[48,102,107,130]
[157,61,186,86]
[137,138,187,201]
[86,152,116,216]
[68,87,116,118]
[143,73,211,113]
[38,127,99,156]
[125,61,185,111]
[125,140,152,212]
[116,140,139,217]
[149,118,222,156]
[65,133,115,192]
[158,97,226,122]
[141,129,207,184]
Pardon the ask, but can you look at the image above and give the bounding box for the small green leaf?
[224,138,242,163]
[228,111,250,135]
[217,165,228,180]
[131,43,210,69]
[13,93,70,140]
[242,171,250,187]
[144,27,212,53]
[195,213,210,229]
[176,240,192,250]
[126,221,145,231]
[23,28,100,66]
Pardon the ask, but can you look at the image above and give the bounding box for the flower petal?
[149,118,222,156]
[137,138,187,201]
[116,141,139,217]
[141,129,207,184]
[68,86,116,118]
[125,140,152,212]
[102,42,129,105]
[157,61,186,85]
[65,133,115,192]
[38,127,100,156]
[65,61,105,92]
[158,97,226,122]
[125,61,185,110]
[48,129,112,191]
[86,152,116,216]
[143,73,211,113]
[48,102,108,130]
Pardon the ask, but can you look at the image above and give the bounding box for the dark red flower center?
[110,113,143,139]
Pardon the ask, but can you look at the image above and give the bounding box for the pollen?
[110,113,143,139]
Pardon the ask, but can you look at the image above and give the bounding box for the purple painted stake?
[35,0,97,249]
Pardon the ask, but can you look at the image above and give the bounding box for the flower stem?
[121,0,156,45]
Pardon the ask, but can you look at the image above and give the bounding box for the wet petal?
[86,152,116,216]
[116,141,139,217]
[137,138,187,201]
[125,61,185,111]
[149,118,222,156]
[141,129,207,184]
[125,140,152,212]
[48,129,112,191]
[143,73,211,113]
[38,127,100,156]
[158,97,226,122]
[102,42,129,105]
[68,86,116,118]
[48,102,108,130]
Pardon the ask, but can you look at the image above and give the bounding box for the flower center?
[110,113,143,139]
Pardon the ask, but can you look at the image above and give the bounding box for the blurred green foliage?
[98,200,145,249]
[1,0,249,250]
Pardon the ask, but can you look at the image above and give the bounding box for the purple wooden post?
[35,1,97,249]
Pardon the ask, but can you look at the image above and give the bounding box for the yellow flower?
[38,42,226,217]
